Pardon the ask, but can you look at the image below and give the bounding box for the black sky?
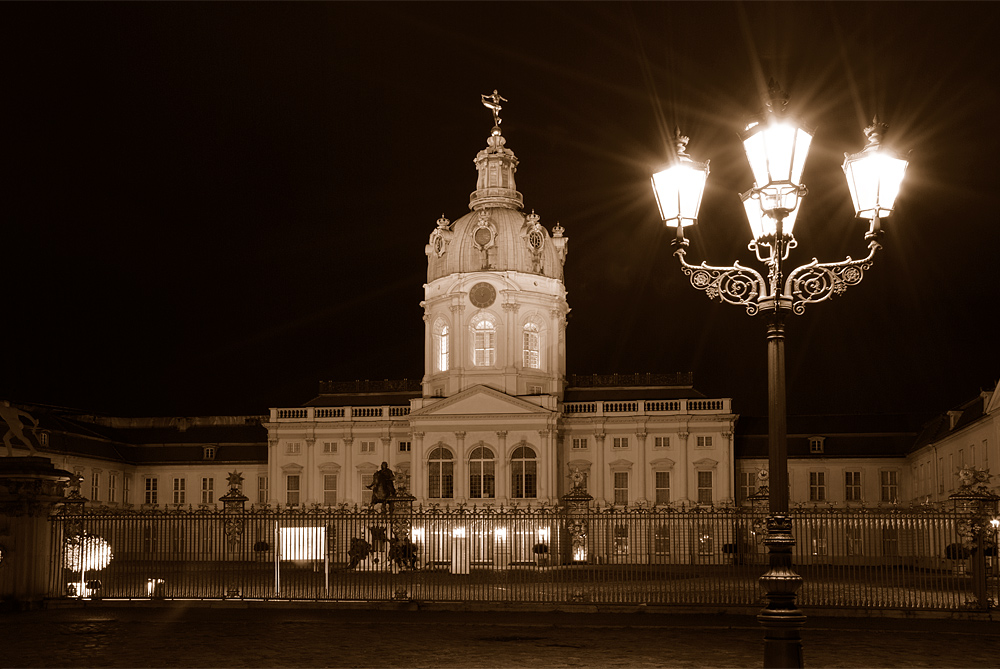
[3,2,998,419]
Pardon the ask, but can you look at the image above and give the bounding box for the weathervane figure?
[1,400,40,457]
[481,89,507,126]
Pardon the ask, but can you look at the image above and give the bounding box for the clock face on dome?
[469,282,496,308]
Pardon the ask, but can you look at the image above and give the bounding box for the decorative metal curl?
[676,248,766,315]
[784,240,881,315]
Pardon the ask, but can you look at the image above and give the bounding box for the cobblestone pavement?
[2,604,998,668]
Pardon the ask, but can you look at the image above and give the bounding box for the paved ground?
[2,603,998,668]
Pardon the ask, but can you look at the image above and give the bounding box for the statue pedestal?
[0,457,74,609]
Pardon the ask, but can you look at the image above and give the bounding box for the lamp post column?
[759,308,805,668]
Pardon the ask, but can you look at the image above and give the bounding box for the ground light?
[650,81,908,669]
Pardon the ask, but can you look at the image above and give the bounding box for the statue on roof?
[481,89,507,127]
[1,400,40,457]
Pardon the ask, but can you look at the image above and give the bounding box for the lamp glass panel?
[742,131,769,187]
[743,192,799,240]
[791,128,813,184]
[844,152,908,219]
[651,163,707,227]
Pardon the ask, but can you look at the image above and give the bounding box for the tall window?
[258,476,268,504]
[523,323,540,369]
[613,472,629,504]
[435,322,450,372]
[144,477,157,505]
[845,471,862,501]
[286,475,300,506]
[427,447,454,499]
[655,471,670,504]
[108,473,117,503]
[469,446,496,499]
[880,470,899,503]
[510,446,537,499]
[324,474,338,505]
[91,472,101,502]
[846,526,863,556]
[697,471,713,504]
[202,478,214,504]
[473,317,496,366]
[613,524,628,555]
[652,524,670,555]
[124,476,131,505]
[809,472,826,502]
[739,471,756,502]
[173,478,186,504]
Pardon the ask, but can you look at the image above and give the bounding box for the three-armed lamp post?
[651,83,908,668]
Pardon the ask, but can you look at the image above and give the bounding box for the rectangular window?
[697,471,713,504]
[202,477,214,504]
[949,454,955,490]
[108,473,117,503]
[469,459,496,499]
[258,476,268,505]
[613,472,628,504]
[882,528,899,556]
[144,477,157,505]
[880,470,899,503]
[173,478,186,505]
[696,436,713,448]
[739,471,756,502]
[398,441,411,453]
[523,330,540,369]
[429,462,455,499]
[845,471,862,502]
[91,472,101,502]
[204,446,215,460]
[510,460,536,499]
[286,442,301,455]
[810,438,824,454]
[697,524,714,555]
[612,437,628,449]
[324,474,338,505]
[323,441,338,454]
[809,471,826,502]
[360,441,376,453]
[124,475,131,504]
[654,436,670,448]
[613,524,628,555]
[938,457,945,493]
[474,330,496,366]
[984,439,990,471]
[572,438,588,450]
[655,471,670,504]
[810,526,828,556]
[286,475,300,506]
[846,526,863,556]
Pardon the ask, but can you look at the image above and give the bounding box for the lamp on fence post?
[949,467,1000,609]
[650,82,909,668]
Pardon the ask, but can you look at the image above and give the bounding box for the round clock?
[469,282,496,308]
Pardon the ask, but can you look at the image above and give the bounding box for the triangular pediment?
[410,385,551,417]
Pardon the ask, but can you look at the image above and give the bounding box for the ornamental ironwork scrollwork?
[677,250,766,316]
[785,240,881,315]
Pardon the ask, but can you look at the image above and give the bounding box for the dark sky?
[3,3,998,419]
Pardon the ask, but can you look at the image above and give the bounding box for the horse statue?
[366,461,396,512]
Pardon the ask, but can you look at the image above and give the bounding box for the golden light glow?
[651,162,708,228]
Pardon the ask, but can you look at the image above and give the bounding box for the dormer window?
[809,437,825,454]
[203,446,216,461]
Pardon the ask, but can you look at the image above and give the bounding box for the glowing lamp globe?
[651,130,710,228]
[741,188,800,241]
[843,118,908,220]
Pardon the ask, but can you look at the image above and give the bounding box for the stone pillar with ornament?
[0,456,75,609]
[218,471,249,599]
[561,467,593,564]
[949,466,1000,609]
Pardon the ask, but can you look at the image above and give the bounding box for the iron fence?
[49,501,997,610]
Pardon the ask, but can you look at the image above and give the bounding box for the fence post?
[561,470,594,565]
[0,457,75,609]
[948,466,999,610]
[219,471,249,599]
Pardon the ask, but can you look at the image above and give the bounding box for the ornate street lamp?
[651,82,908,668]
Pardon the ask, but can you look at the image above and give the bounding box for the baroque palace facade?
[4,107,998,513]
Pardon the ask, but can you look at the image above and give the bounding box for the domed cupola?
[421,92,569,401]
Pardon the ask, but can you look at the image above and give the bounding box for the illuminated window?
[173,478,186,505]
[510,446,537,499]
[697,471,713,504]
[845,471,862,501]
[323,441,338,453]
[286,442,301,455]
[523,323,540,369]
[469,446,495,499]
[846,526,863,556]
[434,321,450,372]
[880,470,899,503]
[398,441,411,453]
[572,438,587,450]
[258,476,268,504]
[427,447,454,499]
[655,471,670,504]
[654,437,670,448]
[286,475,300,506]
[612,437,628,449]
[324,474,338,505]
[108,473,117,504]
[473,317,496,366]
[91,472,101,502]
[202,478,214,504]
[696,436,713,448]
[613,472,629,504]
[809,472,826,502]
[144,477,157,505]
[697,524,714,555]
[613,524,628,555]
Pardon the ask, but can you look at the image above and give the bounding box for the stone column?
[538,429,551,501]
[495,431,508,500]
[267,439,279,506]
[453,432,466,500]
[593,433,606,503]
[676,432,690,504]
[720,431,734,504]
[304,438,316,506]
[0,457,74,608]
[635,432,648,503]
[411,432,425,501]
[342,438,354,504]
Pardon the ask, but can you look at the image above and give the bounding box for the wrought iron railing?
[49,502,994,610]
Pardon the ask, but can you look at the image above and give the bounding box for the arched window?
[469,446,495,499]
[523,322,540,369]
[472,317,496,367]
[427,446,454,499]
[434,321,450,372]
[510,445,537,499]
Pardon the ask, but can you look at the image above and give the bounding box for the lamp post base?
[758,513,805,668]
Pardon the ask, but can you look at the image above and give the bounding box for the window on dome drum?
[435,323,450,372]
[258,476,268,505]
[473,317,496,366]
[428,447,454,499]
[696,436,713,448]
[510,446,537,499]
[613,472,628,504]
[144,477,157,505]
[612,437,628,449]
[880,470,899,503]
[469,446,496,499]
[697,471,713,504]
[572,438,587,450]
[173,478,186,505]
[654,436,670,448]
[809,471,826,502]
[323,441,338,454]
[286,475,300,506]
[398,441,411,453]
[655,471,670,504]
[202,478,214,504]
[324,474,338,505]
[845,471,862,501]
[523,323,540,368]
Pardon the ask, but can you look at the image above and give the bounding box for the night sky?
[3,3,998,419]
